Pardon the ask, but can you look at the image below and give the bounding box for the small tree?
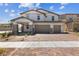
[0,48,6,55]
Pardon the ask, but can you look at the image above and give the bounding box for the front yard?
[2,48,79,56]
[0,48,15,56]
[0,48,79,56]
[0,33,79,41]
[74,32,79,36]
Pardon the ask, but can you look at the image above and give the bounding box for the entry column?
[50,25,54,33]
[12,22,18,35]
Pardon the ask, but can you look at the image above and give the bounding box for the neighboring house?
[61,14,79,32]
[0,23,11,31]
[0,23,12,33]
[10,9,79,34]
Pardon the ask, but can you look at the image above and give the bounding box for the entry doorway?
[18,24,23,33]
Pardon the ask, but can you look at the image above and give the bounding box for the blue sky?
[0,3,79,23]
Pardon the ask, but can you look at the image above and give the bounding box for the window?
[37,15,40,20]
[52,16,54,21]
[69,17,73,22]
[26,24,29,29]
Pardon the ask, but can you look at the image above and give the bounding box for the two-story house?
[11,9,76,34]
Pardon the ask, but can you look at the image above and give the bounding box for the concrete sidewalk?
[0,41,79,48]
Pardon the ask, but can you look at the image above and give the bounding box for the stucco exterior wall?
[46,14,59,21]
[20,10,59,21]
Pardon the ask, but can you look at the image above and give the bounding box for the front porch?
[11,22,34,35]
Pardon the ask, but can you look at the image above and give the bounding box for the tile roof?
[20,8,59,16]
[61,14,79,16]
[11,16,33,22]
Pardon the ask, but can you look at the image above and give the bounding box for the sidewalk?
[0,41,79,48]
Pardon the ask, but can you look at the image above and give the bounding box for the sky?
[0,3,79,23]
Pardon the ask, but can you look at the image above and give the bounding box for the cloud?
[18,3,34,9]
[0,3,9,6]
[4,9,9,13]
[49,6,54,11]
[61,3,69,5]
[9,13,15,17]
[59,6,65,9]
[18,3,41,10]
[11,10,15,13]
[17,13,20,16]
[59,3,69,10]
[4,3,8,6]
[0,3,3,6]
[35,3,40,8]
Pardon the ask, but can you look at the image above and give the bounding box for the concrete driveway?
[25,34,79,41]
[0,33,79,42]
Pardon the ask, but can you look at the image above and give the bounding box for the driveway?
[25,34,79,41]
[0,33,79,41]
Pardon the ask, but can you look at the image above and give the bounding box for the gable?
[36,9,59,16]
[20,10,46,16]
[20,9,59,16]
[11,17,33,24]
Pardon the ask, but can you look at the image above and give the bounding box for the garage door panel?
[35,25,50,33]
[54,25,61,33]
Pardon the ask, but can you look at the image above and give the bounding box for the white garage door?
[35,25,50,33]
[53,25,61,33]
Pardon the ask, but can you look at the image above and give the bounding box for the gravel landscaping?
[5,48,79,56]
[0,48,15,56]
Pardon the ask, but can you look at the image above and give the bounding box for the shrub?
[27,32,33,35]
[1,33,6,38]
[5,33,10,38]
[0,48,6,55]
[1,32,12,38]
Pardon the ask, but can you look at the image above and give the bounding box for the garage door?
[74,24,79,32]
[54,25,61,33]
[35,25,50,33]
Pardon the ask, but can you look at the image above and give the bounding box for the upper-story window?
[37,15,40,20]
[68,17,73,22]
[52,16,54,21]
